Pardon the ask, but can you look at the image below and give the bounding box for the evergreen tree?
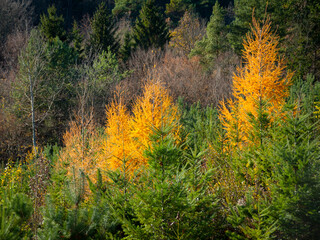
[0,193,33,239]
[112,0,144,20]
[70,20,84,57]
[105,123,226,239]
[133,0,170,50]
[120,31,133,61]
[90,2,120,54]
[281,0,320,80]
[228,0,270,55]
[270,112,320,239]
[40,5,66,41]
[166,0,219,21]
[38,171,116,239]
[165,0,192,25]
[190,1,228,67]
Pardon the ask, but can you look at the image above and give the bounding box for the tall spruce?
[70,20,84,57]
[120,31,133,61]
[133,0,170,50]
[190,1,228,67]
[228,0,272,55]
[270,111,320,239]
[40,5,66,41]
[90,2,120,54]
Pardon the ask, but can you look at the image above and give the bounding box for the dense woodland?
[0,0,320,239]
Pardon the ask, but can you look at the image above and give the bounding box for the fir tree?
[70,20,84,57]
[270,111,320,239]
[190,1,228,67]
[90,2,120,54]
[133,0,170,50]
[228,0,270,55]
[120,31,133,61]
[105,122,225,239]
[40,5,66,41]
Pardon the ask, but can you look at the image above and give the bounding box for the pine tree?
[38,170,115,239]
[220,17,293,147]
[40,5,66,41]
[90,2,120,54]
[190,1,228,67]
[133,0,170,50]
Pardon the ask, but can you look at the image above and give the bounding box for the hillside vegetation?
[0,0,320,239]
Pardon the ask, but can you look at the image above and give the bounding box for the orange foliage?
[99,97,137,173]
[219,17,293,146]
[58,82,181,181]
[57,115,103,181]
[100,81,181,176]
[130,81,181,163]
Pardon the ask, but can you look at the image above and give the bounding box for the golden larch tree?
[100,81,181,176]
[130,81,181,166]
[58,82,181,183]
[220,17,293,146]
[57,115,103,182]
[99,96,138,173]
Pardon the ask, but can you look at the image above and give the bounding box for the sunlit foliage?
[100,96,134,172]
[169,10,204,55]
[57,115,103,182]
[220,17,293,147]
[101,81,181,176]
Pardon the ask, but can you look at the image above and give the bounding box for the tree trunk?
[29,74,37,154]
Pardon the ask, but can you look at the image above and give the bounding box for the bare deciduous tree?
[0,0,33,65]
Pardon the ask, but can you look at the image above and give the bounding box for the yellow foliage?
[57,82,181,183]
[130,81,181,164]
[100,81,181,176]
[169,11,204,55]
[99,97,137,173]
[219,17,293,146]
[0,160,24,203]
[314,101,320,118]
[57,115,103,182]
[0,160,22,188]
